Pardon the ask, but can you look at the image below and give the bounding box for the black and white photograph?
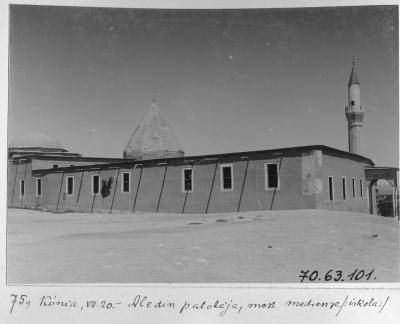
[5,1,399,290]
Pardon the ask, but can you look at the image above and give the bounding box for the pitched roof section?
[123,102,185,160]
[348,66,360,86]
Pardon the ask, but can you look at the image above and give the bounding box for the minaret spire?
[348,56,360,86]
[345,58,365,155]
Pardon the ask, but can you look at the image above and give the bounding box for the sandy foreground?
[6,208,399,283]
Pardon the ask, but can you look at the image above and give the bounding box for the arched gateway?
[365,167,399,219]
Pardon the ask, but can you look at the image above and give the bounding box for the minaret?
[345,57,365,155]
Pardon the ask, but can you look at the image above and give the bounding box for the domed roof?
[123,102,184,160]
[9,131,66,150]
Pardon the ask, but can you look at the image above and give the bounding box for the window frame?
[220,163,234,192]
[264,162,280,191]
[328,176,334,201]
[121,172,131,194]
[52,164,58,169]
[91,174,100,195]
[182,167,193,193]
[20,178,25,197]
[66,176,74,196]
[352,177,356,198]
[342,177,347,200]
[360,179,364,197]
[36,178,42,197]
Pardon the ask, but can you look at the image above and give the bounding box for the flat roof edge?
[30,145,375,176]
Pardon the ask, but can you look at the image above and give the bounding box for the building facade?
[8,145,374,214]
[7,62,397,215]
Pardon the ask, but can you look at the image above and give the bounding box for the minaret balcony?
[345,108,365,124]
[345,104,364,114]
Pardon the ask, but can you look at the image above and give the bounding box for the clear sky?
[8,5,398,166]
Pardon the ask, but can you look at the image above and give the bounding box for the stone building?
[7,62,399,216]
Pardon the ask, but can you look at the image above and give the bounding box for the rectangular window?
[342,177,346,200]
[20,179,25,196]
[36,178,42,196]
[352,177,355,198]
[70,164,75,168]
[182,168,193,192]
[265,163,279,190]
[66,176,74,195]
[122,172,130,193]
[360,179,363,197]
[53,164,58,169]
[220,164,233,191]
[328,176,334,201]
[92,174,100,194]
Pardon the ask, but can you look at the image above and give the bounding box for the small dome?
[9,131,66,150]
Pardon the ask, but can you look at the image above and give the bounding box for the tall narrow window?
[342,177,346,200]
[328,176,334,201]
[92,174,100,194]
[220,164,233,191]
[182,168,193,192]
[20,179,25,196]
[36,178,42,196]
[352,177,355,198]
[265,163,279,190]
[66,176,74,195]
[360,179,363,197]
[122,172,130,193]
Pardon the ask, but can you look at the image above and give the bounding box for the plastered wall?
[8,150,372,214]
[316,153,370,213]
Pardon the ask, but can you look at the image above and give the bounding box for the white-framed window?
[342,177,347,200]
[92,174,100,195]
[360,179,364,197]
[328,176,334,201]
[19,179,25,196]
[66,176,74,195]
[121,172,130,193]
[352,177,356,198]
[52,164,58,169]
[220,163,233,191]
[182,167,193,193]
[265,162,280,190]
[36,178,42,197]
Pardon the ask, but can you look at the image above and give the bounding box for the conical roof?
[348,66,360,86]
[123,102,184,160]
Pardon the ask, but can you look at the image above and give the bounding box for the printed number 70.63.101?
[299,269,376,283]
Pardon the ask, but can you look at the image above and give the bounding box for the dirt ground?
[6,208,399,283]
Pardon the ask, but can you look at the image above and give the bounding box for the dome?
[123,102,184,160]
[9,131,66,151]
